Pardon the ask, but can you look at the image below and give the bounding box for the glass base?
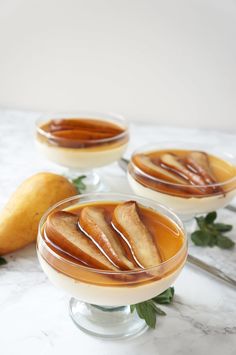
[69,298,148,339]
[184,218,197,236]
[65,169,108,193]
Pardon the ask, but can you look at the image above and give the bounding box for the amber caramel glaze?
[131,149,236,198]
[39,201,186,287]
[37,118,128,149]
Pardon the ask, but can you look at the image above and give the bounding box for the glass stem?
[66,169,101,192]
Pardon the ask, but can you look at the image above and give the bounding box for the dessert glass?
[37,193,187,339]
[35,111,129,191]
[127,142,236,225]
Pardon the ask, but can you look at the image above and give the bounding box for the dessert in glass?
[35,111,129,191]
[127,142,236,222]
[37,193,187,339]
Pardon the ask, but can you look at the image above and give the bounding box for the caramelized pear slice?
[185,151,223,194]
[160,153,207,186]
[79,207,136,270]
[45,211,118,271]
[51,129,114,140]
[112,201,162,268]
[161,153,220,194]
[185,152,217,183]
[133,154,207,196]
[50,119,123,135]
[49,130,112,148]
[135,154,187,184]
[49,129,114,147]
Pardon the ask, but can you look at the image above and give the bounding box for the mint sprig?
[0,257,7,266]
[191,211,234,249]
[72,175,87,194]
[130,287,174,329]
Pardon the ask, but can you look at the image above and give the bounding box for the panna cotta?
[36,115,129,169]
[37,194,187,306]
[128,147,236,219]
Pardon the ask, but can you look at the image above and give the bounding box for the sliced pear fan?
[112,201,162,268]
[45,211,118,271]
[79,207,136,270]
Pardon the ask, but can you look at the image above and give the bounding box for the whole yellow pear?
[0,172,77,255]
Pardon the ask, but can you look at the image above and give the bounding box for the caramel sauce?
[130,149,236,198]
[37,118,128,149]
[39,201,186,287]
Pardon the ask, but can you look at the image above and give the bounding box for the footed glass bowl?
[127,142,236,222]
[37,193,187,339]
[35,111,129,192]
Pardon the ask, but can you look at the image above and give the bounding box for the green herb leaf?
[0,256,7,266]
[135,302,157,328]
[195,216,206,229]
[207,234,217,247]
[205,211,217,224]
[150,302,166,315]
[216,234,235,249]
[191,211,234,249]
[130,304,135,313]
[213,223,233,233]
[152,287,174,304]
[130,287,174,329]
[191,230,211,246]
[72,175,87,194]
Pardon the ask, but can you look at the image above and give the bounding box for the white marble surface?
[0,109,236,355]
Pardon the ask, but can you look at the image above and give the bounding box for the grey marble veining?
[0,109,236,355]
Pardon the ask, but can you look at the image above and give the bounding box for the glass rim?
[35,110,129,146]
[37,192,187,275]
[130,142,236,189]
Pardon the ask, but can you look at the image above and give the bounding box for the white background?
[0,0,235,131]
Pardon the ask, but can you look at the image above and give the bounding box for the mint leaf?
[216,234,235,249]
[195,216,206,229]
[191,230,211,246]
[0,257,7,266]
[152,287,174,304]
[135,302,157,328]
[205,211,217,224]
[213,223,233,233]
[207,234,217,247]
[130,304,135,313]
[72,175,86,193]
[130,287,174,329]
[150,302,166,315]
